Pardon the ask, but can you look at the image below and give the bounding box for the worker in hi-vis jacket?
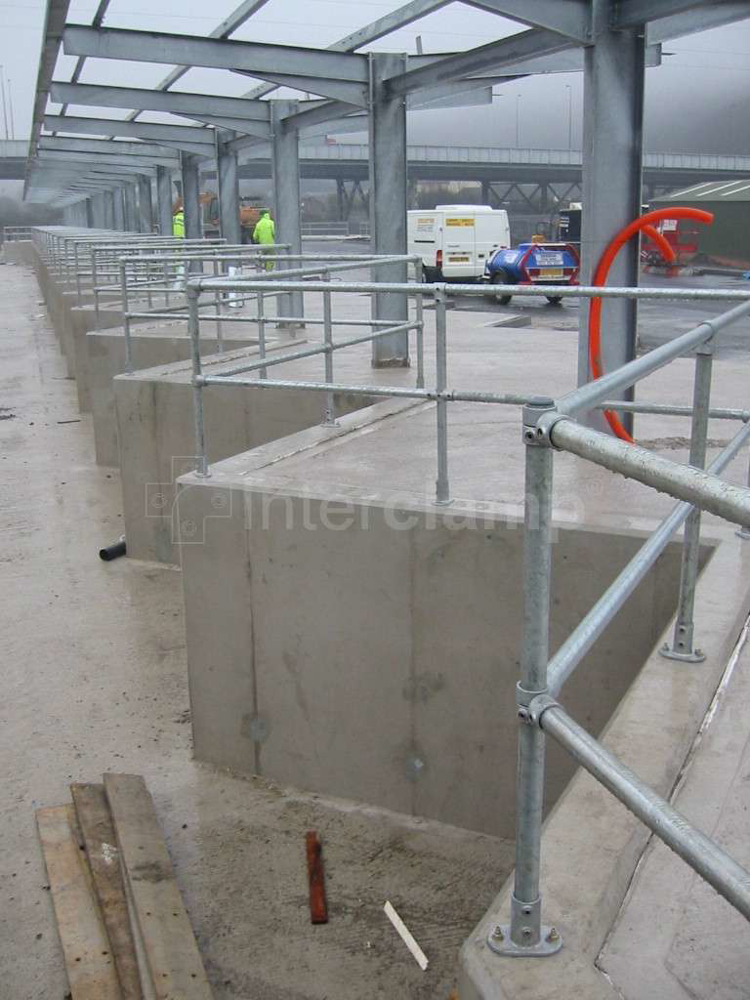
[253,209,276,270]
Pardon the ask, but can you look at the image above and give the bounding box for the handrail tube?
[556,300,750,418]
[200,375,539,407]
[598,400,750,421]
[189,278,750,302]
[541,703,750,922]
[205,322,421,378]
[550,418,750,525]
[548,419,750,694]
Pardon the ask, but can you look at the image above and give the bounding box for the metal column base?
[487,924,562,958]
[660,642,706,663]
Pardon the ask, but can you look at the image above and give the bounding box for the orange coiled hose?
[588,207,714,442]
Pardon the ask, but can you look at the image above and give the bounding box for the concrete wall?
[176,410,684,838]
[115,354,377,564]
[1,240,36,265]
[90,329,259,468]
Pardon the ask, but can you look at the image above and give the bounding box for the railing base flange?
[659,643,706,663]
[487,925,562,958]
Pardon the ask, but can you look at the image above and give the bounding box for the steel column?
[181,152,202,242]
[156,165,174,236]
[91,192,106,229]
[577,0,646,435]
[271,101,303,325]
[123,183,138,231]
[112,188,125,231]
[137,174,154,233]
[369,53,409,367]
[103,189,115,230]
[216,131,242,247]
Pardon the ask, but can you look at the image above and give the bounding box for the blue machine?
[484,242,580,304]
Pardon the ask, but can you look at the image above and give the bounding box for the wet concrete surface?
[0,259,514,999]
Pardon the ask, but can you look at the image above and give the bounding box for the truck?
[484,241,580,304]
[407,205,510,281]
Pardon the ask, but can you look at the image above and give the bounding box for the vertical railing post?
[188,284,208,478]
[322,269,336,426]
[490,400,562,958]
[213,257,224,354]
[414,258,425,389]
[434,288,450,504]
[661,344,713,662]
[120,259,133,375]
[257,290,267,380]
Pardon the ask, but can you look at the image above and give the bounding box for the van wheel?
[490,269,513,305]
[422,266,440,283]
[546,295,563,305]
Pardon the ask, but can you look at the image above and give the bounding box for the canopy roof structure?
[22,1,750,389]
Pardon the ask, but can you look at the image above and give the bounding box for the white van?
[407,205,510,281]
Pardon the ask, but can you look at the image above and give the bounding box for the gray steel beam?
[86,199,94,228]
[130,0,273,116]
[27,0,71,168]
[460,0,590,41]
[238,73,368,107]
[113,187,125,230]
[58,0,112,118]
[271,102,303,323]
[37,153,159,175]
[648,2,750,42]
[38,136,179,162]
[241,0,450,101]
[50,82,272,123]
[123,183,138,231]
[103,189,115,229]
[156,165,174,236]
[181,153,202,241]
[369,54,409,367]
[613,0,728,29]
[62,25,369,83]
[137,175,154,233]
[216,132,242,247]
[385,28,576,95]
[42,115,214,154]
[91,191,107,228]
[577,0,646,436]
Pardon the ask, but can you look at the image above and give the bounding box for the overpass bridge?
[0,141,27,181]
[8,139,750,213]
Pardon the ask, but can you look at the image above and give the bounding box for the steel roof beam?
[58,0,112,118]
[134,0,273,110]
[27,0,71,173]
[50,82,272,123]
[648,2,750,41]
[235,72,369,107]
[62,25,369,83]
[241,0,451,101]
[384,27,576,96]
[37,152,161,173]
[459,0,590,41]
[42,115,215,155]
[611,0,734,29]
[38,136,179,161]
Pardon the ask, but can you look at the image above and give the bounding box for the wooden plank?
[71,783,144,1000]
[36,805,123,1000]
[103,774,214,1000]
[305,831,328,925]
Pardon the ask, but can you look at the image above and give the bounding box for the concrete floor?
[0,258,515,999]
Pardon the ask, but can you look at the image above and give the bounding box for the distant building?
[650,180,750,268]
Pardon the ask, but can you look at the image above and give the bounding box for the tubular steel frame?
[181,268,750,955]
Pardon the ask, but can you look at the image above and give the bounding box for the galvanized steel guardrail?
[182,268,750,956]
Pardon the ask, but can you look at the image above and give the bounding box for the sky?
[1,0,750,155]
